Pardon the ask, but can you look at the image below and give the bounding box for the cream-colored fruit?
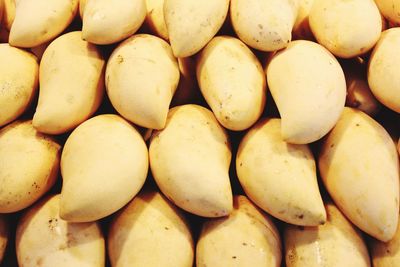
[310,0,381,58]
[164,0,229,57]
[106,34,179,129]
[0,121,60,213]
[9,0,78,47]
[231,0,298,51]
[319,108,399,242]
[79,0,86,18]
[0,215,8,263]
[149,105,233,217]
[371,218,400,267]
[0,44,38,127]
[293,0,314,40]
[196,195,281,267]
[16,195,105,267]
[375,0,400,24]
[284,203,371,267]
[237,118,326,225]
[33,31,105,135]
[266,40,346,144]
[197,36,266,131]
[82,0,146,45]
[398,138,400,155]
[368,28,400,113]
[145,0,168,40]
[60,114,148,222]
[2,0,15,31]
[109,192,194,267]
[345,68,381,116]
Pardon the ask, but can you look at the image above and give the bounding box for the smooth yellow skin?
[371,219,400,267]
[16,195,105,267]
[164,0,229,57]
[266,40,346,144]
[375,0,400,24]
[0,44,38,127]
[0,121,60,213]
[82,0,146,45]
[33,31,105,135]
[319,108,400,242]
[196,195,281,267]
[284,203,371,267]
[231,0,298,52]
[237,118,326,226]
[9,0,78,48]
[293,0,314,40]
[309,0,381,58]
[368,28,400,113]
[145,0,169,40]
[197,36,266,131]
[0,215,8,263]
[106,34,179,130]
[345,69,381,116]
[2,0,15,31]
[109,192,194,267]
[60,114,148,222]
[79,0,86,18]
[149,105,233,217]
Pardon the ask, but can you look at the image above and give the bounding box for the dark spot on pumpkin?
[117,55,124,64]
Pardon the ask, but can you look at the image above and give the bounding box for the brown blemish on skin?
[32,182,40,190]
[287,249,297,263]
[48,218,58,230]
[117,55,124,64]
[36,257,43,266]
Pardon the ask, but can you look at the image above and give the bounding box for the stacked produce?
[0,0,399,266]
